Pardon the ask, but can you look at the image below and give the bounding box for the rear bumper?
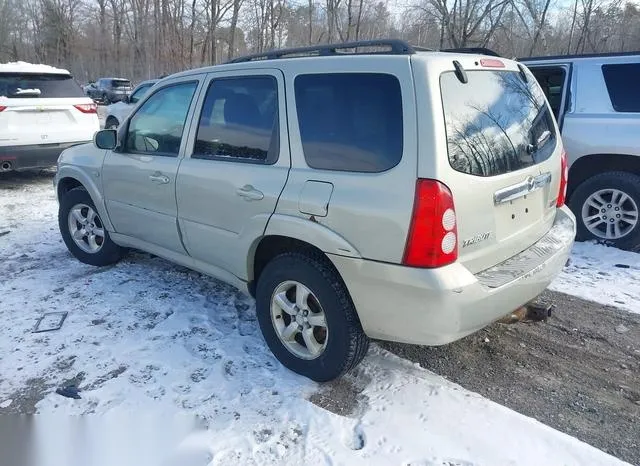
[0,142,91,171]
[329,206,576,346]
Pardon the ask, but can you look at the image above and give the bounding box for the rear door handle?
[149,174,170,184]
[236,185,264,201]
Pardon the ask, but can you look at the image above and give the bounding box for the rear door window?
[193,76,279,164]
[0,73,85,98]
[601,63,640,112]
[441,70,556,177]
[294,73,403,173]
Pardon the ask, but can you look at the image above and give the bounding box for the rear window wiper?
[11,88,41,97]
[526,104,553,154]
[527,130,552,154]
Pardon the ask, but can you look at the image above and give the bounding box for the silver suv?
[54,40,575,381]
[521,52,640,250]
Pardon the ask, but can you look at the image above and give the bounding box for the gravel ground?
[382,290,640,465]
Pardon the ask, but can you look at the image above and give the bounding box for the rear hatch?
[0,72,99,147]
[437,59,563,273]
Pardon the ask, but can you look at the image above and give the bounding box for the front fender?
[55,147,113,232]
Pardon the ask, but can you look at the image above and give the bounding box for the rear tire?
[255,252,369,382]
[569,171,640,251]
[59,187,124,266]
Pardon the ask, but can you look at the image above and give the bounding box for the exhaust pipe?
[498,300,555,324]
[0,161,12,172]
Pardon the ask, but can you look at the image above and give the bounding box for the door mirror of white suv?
[94,129,117,150]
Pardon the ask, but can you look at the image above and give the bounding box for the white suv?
[0,62,99,172]
[54,40,576,381]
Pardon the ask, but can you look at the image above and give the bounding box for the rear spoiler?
[440,47,500,57]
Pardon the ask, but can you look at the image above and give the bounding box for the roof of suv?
[520,51,640,65]
[0,61,71,75]
[167,39,513,80]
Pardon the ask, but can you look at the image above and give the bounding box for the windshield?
[440,70,556,177]
[0,73,85,98]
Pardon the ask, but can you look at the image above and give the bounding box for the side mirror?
[94,129,117,150]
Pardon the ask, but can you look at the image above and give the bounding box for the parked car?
[86,77,132,104]
[104,79,159,129]
[521,52,640,250]
[0,61,99,172]
[54,40,576,381]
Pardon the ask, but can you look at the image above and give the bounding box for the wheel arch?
[247,218,361,297]
[55,168,114,232]
[568,154,640,200]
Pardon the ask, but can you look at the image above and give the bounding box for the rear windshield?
[0,73,85,98]
[111,79,131,89]
[441,70,556,177]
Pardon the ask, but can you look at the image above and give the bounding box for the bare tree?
[1,0,639,82]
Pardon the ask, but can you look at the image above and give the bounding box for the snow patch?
[550,242,640,314]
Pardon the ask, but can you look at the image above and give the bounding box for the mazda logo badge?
[526,176,535,191]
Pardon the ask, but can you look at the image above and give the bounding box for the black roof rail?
[519,50,640,61]
[440,47,501,57]
[228,39,422,63]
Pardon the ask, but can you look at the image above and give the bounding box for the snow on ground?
[550,242,640,314]
[0,173,632,466]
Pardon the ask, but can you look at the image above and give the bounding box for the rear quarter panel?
[272,56,418,264]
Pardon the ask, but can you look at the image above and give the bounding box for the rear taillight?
[403,179,458,268]
[557,149,568,207]
[74,103,97,114]
[0,106,6,112]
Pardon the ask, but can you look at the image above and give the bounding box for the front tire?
[59,187,124,266]
[569,171,640,251]
[255,252,369,382]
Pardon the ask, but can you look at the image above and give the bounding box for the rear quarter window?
[0,73,85,98]
[601,63,640,112]
[441,70,556,177]
[294,73,403,173]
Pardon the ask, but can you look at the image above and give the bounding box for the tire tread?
[256,250,369,381]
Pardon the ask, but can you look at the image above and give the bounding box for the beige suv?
[54,40,576,382]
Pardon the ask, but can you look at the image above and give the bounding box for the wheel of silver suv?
[270,280,328,360]
[581,188,638,240]
[255,251,369,382]
[58,187,124,266]
[68,203,105,253]
[570,171,640,250]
